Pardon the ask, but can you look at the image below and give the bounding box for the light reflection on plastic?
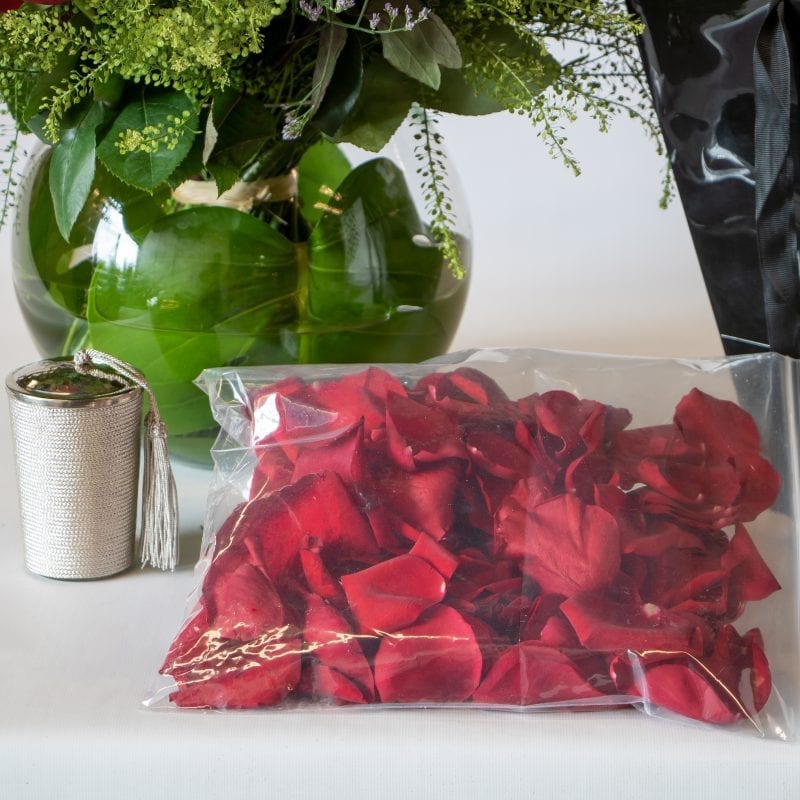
[253,392,281,439]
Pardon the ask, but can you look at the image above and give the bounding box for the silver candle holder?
[6,350,178,580]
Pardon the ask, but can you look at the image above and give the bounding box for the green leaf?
[296,140,351,228]
[312,31,364,137]
[49,101,105,239]
[96,89,199,191]
[381,12,462,91]
[466,23,561,101]
[308,157,443,324]
[336,59,416,152]
[424,68,506,116]
[25,155,169,321]
[87,207,298,434]
[93,73,126,108]
[205,91,277,194]
[309,24,348,120]
[21,48,80,130]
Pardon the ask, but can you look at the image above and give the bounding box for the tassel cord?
[73,348,179,571]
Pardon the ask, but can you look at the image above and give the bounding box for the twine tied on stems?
[171,171,298,212]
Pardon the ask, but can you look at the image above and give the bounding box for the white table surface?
[1,114,797,799]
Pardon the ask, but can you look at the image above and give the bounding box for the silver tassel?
[74,349,179,571]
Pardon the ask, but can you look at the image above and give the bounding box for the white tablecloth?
[1,115,797,799]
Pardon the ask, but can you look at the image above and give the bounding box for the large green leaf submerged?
[87,207,298,435]
[84,147,450,435]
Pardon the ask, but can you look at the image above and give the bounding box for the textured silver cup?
[6,359,143,579]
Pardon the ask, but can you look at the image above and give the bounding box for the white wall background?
[0,111,724,361]
[439,111,723,358]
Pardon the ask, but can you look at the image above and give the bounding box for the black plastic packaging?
[630,1,800,356]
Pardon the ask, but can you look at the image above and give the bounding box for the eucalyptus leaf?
[309,24,347,119]
[381,12,462,90]
[97,89,199,191]
[49,101,105,239]
[312,31,363,137]
[308,157,443,324]
[87,207,299,434]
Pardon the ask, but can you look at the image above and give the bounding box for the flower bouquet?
[150,349,798,739]
[1,2,652,459]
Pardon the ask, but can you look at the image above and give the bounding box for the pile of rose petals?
[161,367,782,725]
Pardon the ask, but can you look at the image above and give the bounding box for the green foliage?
[18,142,453,433]
[410,105,463,278]
[308,156,444,322]
[0,0,657,257]
[381,12,462,90]
[96,88,200,191]
[49,100,105,238]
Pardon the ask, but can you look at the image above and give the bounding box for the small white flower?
[384,4,398,20]
[282,111,303,141]
[299,0,324,21]
[369,11,381,30]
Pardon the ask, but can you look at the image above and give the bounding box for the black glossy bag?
[630,1,800,355]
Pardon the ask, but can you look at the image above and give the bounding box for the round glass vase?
[12,115,471,464]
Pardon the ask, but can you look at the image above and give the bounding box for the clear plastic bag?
[148,348,799,739]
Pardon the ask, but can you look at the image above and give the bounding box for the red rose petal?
[409,532,459,579]
[722,525,781,602]
[367,461,461,541]
[525,391,629,463]
[447,549,518,601]
[561,592,705,654]
[521,594,580,648]
[473,642,603,705]
[493,476,552,556]
[161,606,210,673]
[167,637,302,709]
[299,549,346,605]
[743,628,772,712]
[364,504,422,553]
[313,367,407,431]
[623,519,706,557]
[623,660,741,725]
[610,390,780,529]
[162,608,302,709]
[641,544,731,616]
[206,561,286,641]
[304,594,375,701]
[305,663,369,704]
[385,391,465,469]
[498,494,620,597]
[250,445,295,498]
[465,429,535,481]
[675,388,761,456]
[246,472,377,580]
[416,367,510,407]
[291,419,367,486]
[252,380,338,461]
[341,554,446,633]
[374,606,482,702]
